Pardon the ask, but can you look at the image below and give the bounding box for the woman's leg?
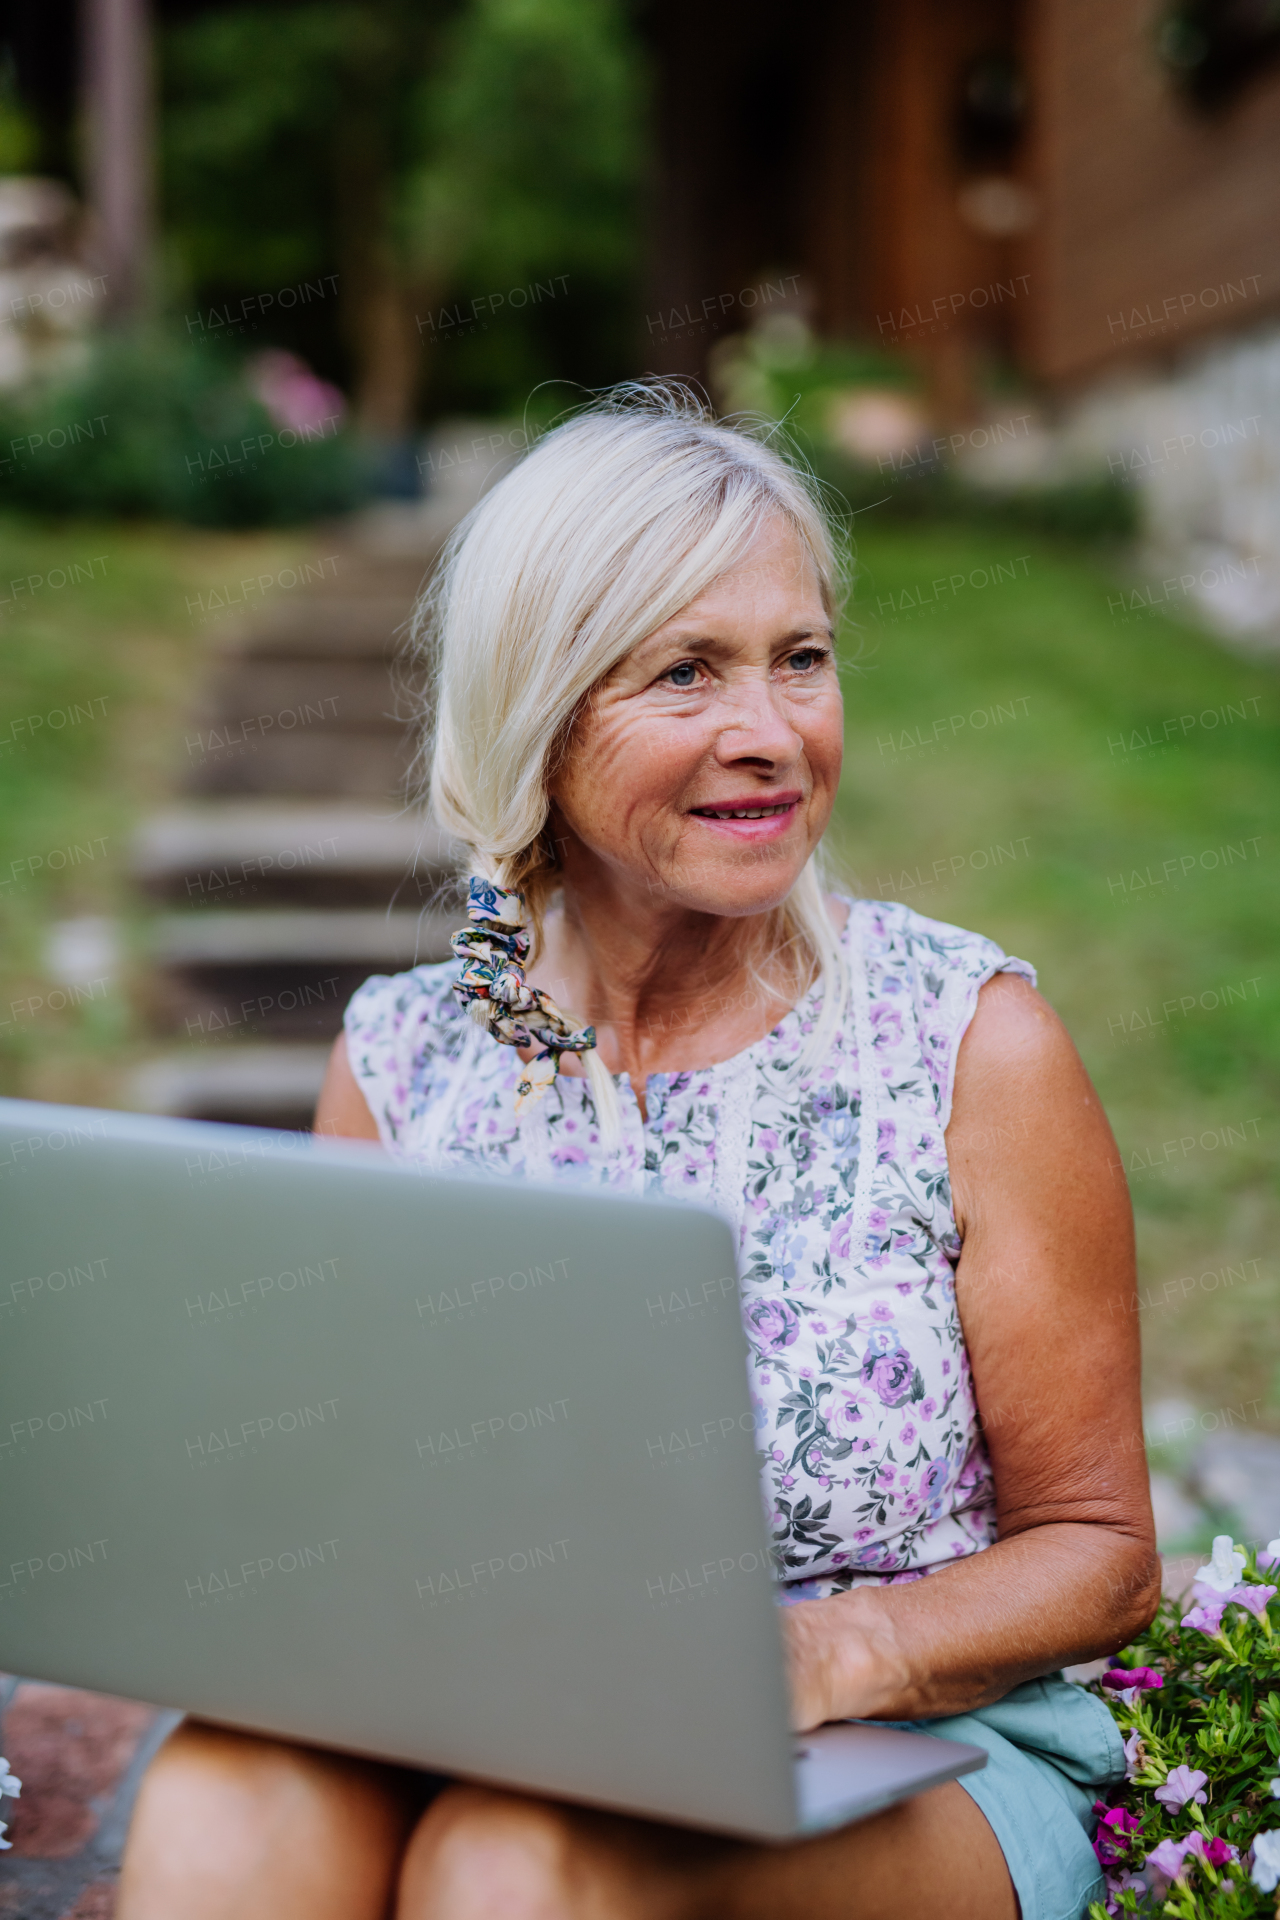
[394,1777,1016,1920]
[117,1719,427,1920]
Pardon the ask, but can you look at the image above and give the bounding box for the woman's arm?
[785,971,1160,1730]
[313,1034,382,1142]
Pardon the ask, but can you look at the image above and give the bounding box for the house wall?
[806,0,1032,414]
[1021,0,1280,380]
[641,0,1280,396]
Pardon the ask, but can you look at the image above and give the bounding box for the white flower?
[1270,1775,1280,1798]
[1194,1534,1246,1594]
[0,1759,19,1800]
[1253,1829,1280,1893]
[1261,1536,1280,1571]
[0,1820,8,1851]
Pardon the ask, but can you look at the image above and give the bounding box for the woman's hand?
[782,1592,910,1731]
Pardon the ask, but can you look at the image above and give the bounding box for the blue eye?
[667,661,698,688]
[788,649,821,671]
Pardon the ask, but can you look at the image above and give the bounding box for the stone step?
[150,906,452,965]
[182,727,414,799]
[127,1042,335,1128]
[190,658,413,734]
[146,905,453,1037]
[131,805,456,907]
[224,594,425,661]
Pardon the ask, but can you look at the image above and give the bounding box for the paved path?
[0,1677,178,1917]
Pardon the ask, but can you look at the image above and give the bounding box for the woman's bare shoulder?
[947,969,1124,1237]
[314,1033,381,1142]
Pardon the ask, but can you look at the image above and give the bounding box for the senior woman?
[120,391,1158,1920]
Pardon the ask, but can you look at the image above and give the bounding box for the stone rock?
[1148,1471,1207,1549]
[1189,1431,1280,1546]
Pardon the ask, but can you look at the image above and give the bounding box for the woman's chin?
[660,868,808,920]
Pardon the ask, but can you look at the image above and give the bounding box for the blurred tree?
[163,1,441,434]
[161,0,645,433]
[405,0,645,413]
[0,49,41,171]
[83,0,156,319]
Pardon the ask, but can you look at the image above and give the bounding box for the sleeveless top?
[344,898,1035,1598]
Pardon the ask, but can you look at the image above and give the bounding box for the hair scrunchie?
[450,878,598,1113]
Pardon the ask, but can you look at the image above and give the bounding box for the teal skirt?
[881,1673,1125,1920]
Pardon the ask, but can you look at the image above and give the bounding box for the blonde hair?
[411,385,849,1134]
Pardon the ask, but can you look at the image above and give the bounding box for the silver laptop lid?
[0,1099,804,1837]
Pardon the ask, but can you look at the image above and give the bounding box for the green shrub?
[0,334,370,525]
[813,447,1139,541]
[1087,1536,1280,1915]
[713,325,1137,541]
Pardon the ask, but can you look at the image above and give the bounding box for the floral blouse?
[344,899,1034,1598]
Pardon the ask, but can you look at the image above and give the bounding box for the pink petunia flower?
[1226,1582,1276,1618]
[1102,1666,1163,1693]
[1092,1803,1143,1867]
[1181,1598,1227,1635]
[1147,1831,1237,1889]
[1146,1837,1192,1885]
[1153,1764,1208,1811]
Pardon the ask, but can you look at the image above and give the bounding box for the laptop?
[0,1097,984,1842]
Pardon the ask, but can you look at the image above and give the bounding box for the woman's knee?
[396,1784,708,1920]
[132,1719,351,1835]
[120,1720,419,1919]
[397,1784,583,1918]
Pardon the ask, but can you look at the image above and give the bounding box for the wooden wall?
[640,0,1280,394]
[1023,0,1280,381]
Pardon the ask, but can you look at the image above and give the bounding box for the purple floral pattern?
[344,898,1034,1596]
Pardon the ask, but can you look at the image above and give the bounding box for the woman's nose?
[713,680,805,767]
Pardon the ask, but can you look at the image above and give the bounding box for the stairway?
[124,474,494,1134]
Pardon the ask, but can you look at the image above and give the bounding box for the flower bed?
[1088,1534,1280,1916]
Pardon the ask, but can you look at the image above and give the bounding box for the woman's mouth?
[688,795,801,839]
[690,801,794,820]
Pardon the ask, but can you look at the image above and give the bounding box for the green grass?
[0,513,316,1107]
[0,508,1277,1421]
[830,523,1280,1425]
